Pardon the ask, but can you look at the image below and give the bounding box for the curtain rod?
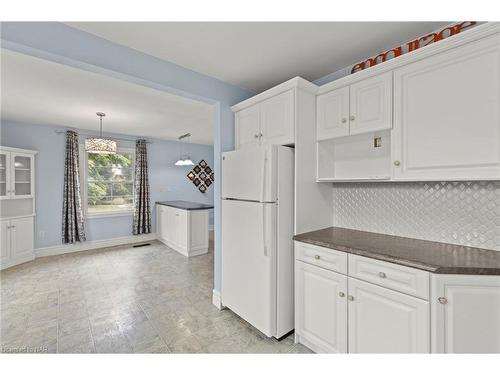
[54,129,152,144]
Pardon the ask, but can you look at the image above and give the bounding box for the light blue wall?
[0,120,214,249]
[1,22,253,292]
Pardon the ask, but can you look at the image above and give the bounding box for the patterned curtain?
[133,139,151,235]
[62,131,86,244]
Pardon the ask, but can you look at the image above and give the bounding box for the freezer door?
[222,145,277,202]
[221,199,277,337]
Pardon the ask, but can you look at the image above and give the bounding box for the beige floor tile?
[0,240,307,354]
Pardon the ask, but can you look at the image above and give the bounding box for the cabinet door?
[295,261,347,353]
[348,277,429,353]
[260,90,294,145]
[431,274,500,353]
[161,206,172,243]
[174,209,188,249]
[393,35,500,180]
[11,153,34,198]
[0,152,11,199]
[235,105,261,149]
[0,221,10,262]
[349,71,392,135]
[316,86,349,140]
[10,217,34,257]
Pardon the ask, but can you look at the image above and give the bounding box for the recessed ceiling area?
[0,49,214,145]
[67,22,451,92]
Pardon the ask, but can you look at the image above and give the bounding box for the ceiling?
[1,49,214,144]
[67,22,451,92]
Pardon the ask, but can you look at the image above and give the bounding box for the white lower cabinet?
[431,274,500,353]
[295,261,348,353]
[295,241,500,353]
[348,277,429,353]
[0,216,35,270]
[156,204,209,257]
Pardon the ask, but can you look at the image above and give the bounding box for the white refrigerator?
[221,144,294,339]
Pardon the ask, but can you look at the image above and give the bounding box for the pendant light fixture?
[175,133,195,166]
[85,112,117,154]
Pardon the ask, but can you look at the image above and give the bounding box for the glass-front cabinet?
[0,150,35,199]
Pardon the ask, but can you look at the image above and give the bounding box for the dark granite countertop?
[156,200,214,210]
[293,227,500,275]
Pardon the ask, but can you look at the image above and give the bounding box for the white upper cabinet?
[235,90,294,148]
[0,151,11,199]
[349,71,392,135]
[260,90,294,145]
[232,78,319,149]
[316,86,349,140]
[431,274,500,353]
[316,72,393,141]
[235,105,261,149]
[348,277,430,353]
[393,34,500,181]
[0,150,35,199]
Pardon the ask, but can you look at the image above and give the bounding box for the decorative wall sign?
[187,160,214,193]
[350,22,477,74]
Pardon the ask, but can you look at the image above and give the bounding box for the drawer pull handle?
[347,295,354,301]
[378,272,386,278]
[438,297,448,305]
[339,292,345,297]
[314,254,321,260]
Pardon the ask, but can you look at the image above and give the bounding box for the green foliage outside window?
[87,151,134,213]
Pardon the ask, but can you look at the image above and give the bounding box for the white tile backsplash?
[332,181,500,250]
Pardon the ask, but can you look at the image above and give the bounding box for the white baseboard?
[35,233,157,258]
[0,252,35,270]
[212,289,224,310]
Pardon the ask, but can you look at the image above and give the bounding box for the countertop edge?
[293,237,500,276]
[155,201,214,210]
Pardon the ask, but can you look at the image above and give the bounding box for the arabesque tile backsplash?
[332,181,500,250]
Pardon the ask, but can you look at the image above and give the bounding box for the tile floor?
[0,239,312,354]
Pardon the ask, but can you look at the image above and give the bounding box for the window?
[83,148,135,216]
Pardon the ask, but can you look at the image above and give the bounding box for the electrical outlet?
[38,230,45,239]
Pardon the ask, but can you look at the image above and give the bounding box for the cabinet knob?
[438,297,448,304]
[350,115,355,121]
[393,160,401,166]
[341,117,347,124]
[339,292,345,297]
[314,254,321,260]
[347,295,354,301]
[378,272,386,278]
[259,133,263,138]
[254,134,259,139]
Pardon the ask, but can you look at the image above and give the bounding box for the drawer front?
[348,254,429,300]
[295,241,348,275]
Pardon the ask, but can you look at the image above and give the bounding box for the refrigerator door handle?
[262,204,268,256]
[260,149,267,203]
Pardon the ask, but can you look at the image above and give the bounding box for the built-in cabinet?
[234,89,294,148]
[294,241,500,353]
[0,149,35,199]
[431,274,500,353]
[317,72,392,140]
[156,204,209,257]
[316,23,500,182]
[0,146,37,270]
[392,34,500,181]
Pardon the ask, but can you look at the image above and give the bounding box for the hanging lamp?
[85,112,117,154]
[175,133,194,166]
